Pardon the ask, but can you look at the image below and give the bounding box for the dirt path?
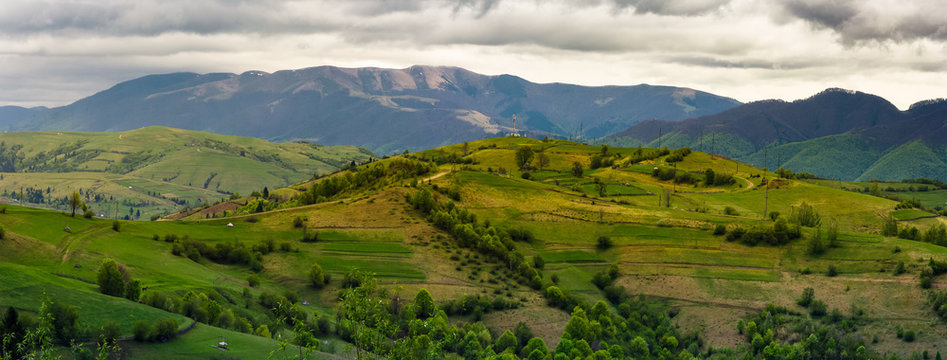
[423,171,450,182]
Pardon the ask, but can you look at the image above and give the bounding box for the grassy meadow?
[2,136,947,358]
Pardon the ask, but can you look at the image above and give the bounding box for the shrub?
[112,220,121,232]
[827,265,839,277]
[521,172,532,180]
[308,263,328,288]
[247,274,260,287]
[83,210,94,219]
[596,236,614,250]
[0,226,4,240]
[293,216,306,228]
[797,287,814,307]
[713,224,726,236]
[768,211,780,221]
[895,261,906,275]
[903,330,916,342]
[809,300,827,317]
[789,202,821,227]
[132,320,152,342]
[301,228,319,243]
[533,255,544,269]
[154,318,178,341]
[723,206,739,216]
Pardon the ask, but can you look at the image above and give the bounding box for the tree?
[596,236,613,250]
[125,279,141,301]
[494,330,518,353]
[535,152,550,171]
[97,258,125,297]
[414,289,436,320]
[515,146,534,170]
[571,161,584,177]
[704,168,715,186]
[262,186,269,199]
[797,287,815,307]
[69,191,82,217]
[308,263,328,288]
[514,322,534,352]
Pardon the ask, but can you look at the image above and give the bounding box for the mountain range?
[602,89,947,181]
[6,65,740,154]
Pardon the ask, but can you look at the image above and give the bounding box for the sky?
[0,0,944,109]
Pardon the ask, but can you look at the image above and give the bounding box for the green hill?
[2,137,947,359]
[0,126,373,218]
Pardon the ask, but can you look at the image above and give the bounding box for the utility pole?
[711,133,715,159]
[698,129,704,152]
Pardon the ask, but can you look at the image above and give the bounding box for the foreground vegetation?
[2,136,947,359]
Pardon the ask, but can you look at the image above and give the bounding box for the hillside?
[9,65,741,154]
[602,89,947,181]
[3,137,947,359]
[0,126,373,219]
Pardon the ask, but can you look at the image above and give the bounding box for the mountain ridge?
[9,65,741,154]
[602,88,947,181]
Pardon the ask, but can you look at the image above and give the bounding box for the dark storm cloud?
[781,0,947,43]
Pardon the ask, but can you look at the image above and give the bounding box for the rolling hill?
[601,89,947,181]
[0,126,373,219]
[2,136,946,359]
[9,65,741,154]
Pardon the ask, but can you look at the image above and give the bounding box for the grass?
[540,251,605,263]
[322,242,412,254]
[0,126,373,218]
[891,208,935,220]
[5,136,947,357]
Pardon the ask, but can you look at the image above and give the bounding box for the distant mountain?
[601,89,947,181]
[11,66,740,154]
[0,106,45,129]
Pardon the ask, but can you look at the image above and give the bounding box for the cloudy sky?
[1,0,944,109]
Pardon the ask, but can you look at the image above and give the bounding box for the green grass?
[541,251,605,263]
[322,242,412,254]
[892,208,935,220]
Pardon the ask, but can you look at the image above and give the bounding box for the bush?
[797,287,814,307]
[133,320,152,342]
[112,220,121,232]
[293,216,306,228]
[789,202,821,227]
[809,300,827,317]
[301,228,319,243]
[247,274,260,287]
[723,206,739,216]
[308,263,328,288]
[713,224,726,236]
[827,265,839,277]
[154,318,178,342]
[533,255,544,270]
[903,330,916,342]
[0,226,4,240]
[895,261,906,275]
[596,236,614,250]
[83,210,94,219]
[521,172,532,180]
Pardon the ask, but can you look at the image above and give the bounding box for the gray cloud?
[781,0,947,43]
[611,0,731,16]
